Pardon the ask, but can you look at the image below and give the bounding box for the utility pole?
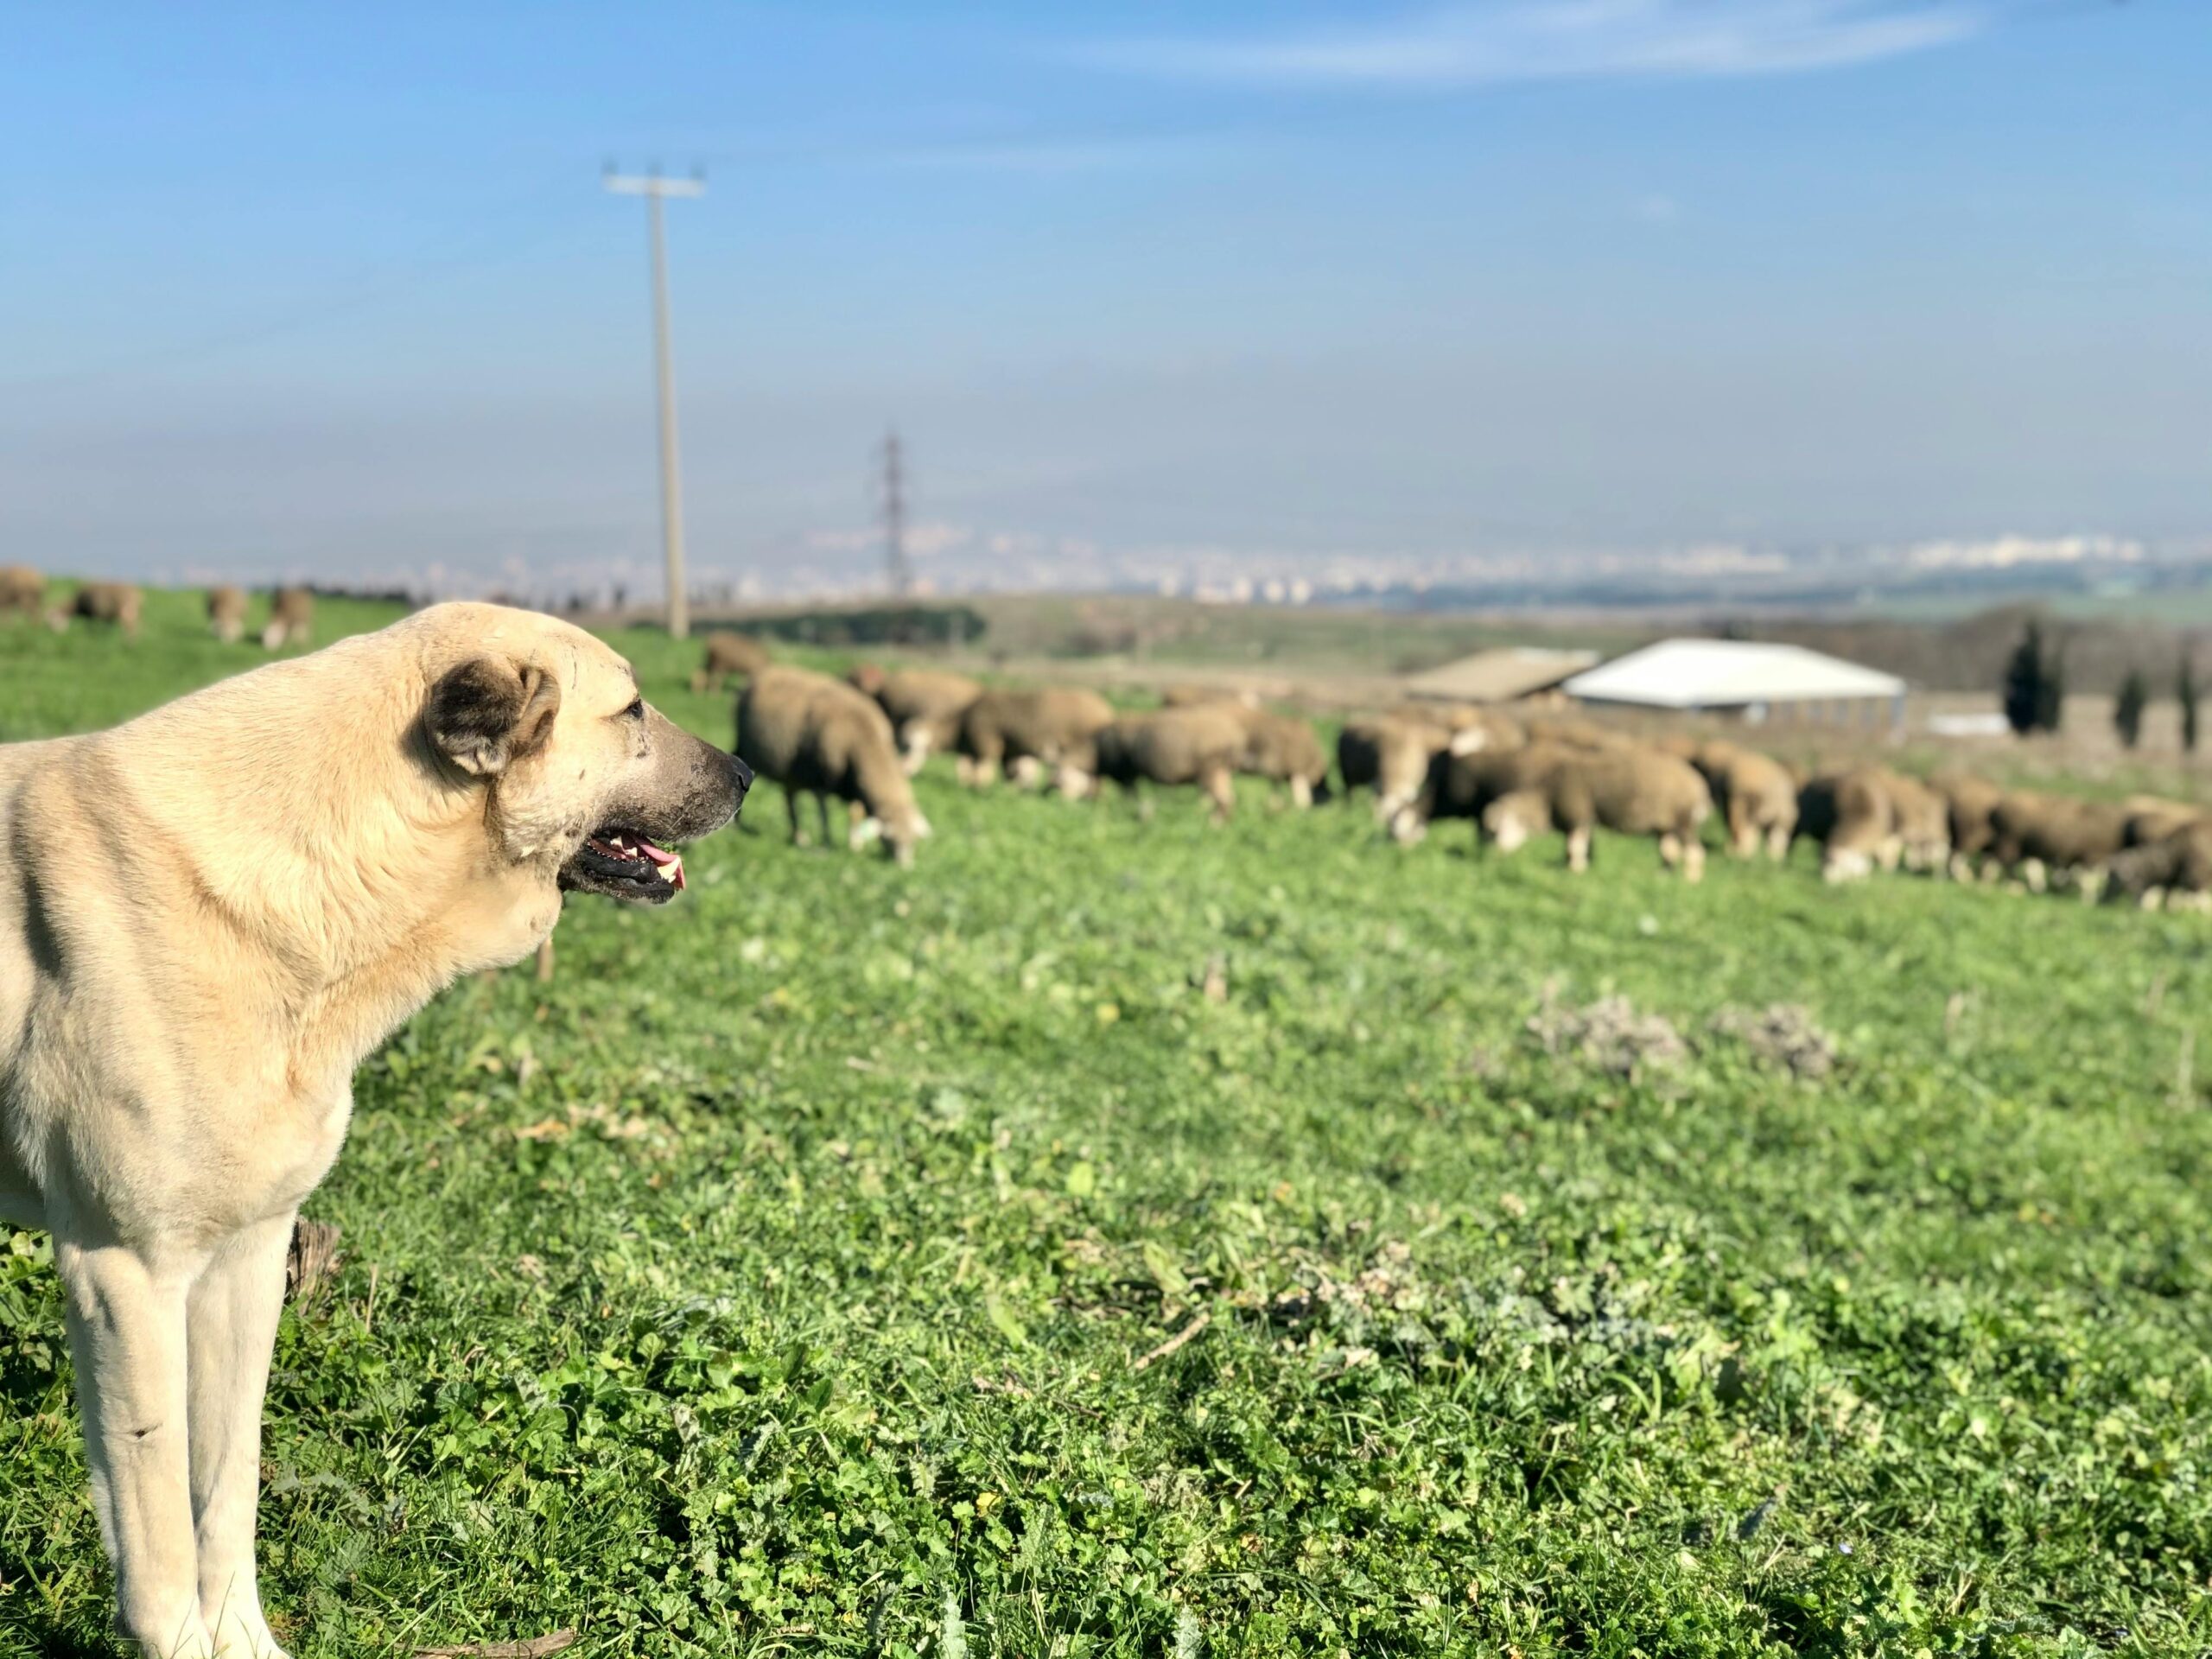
[880,427,912,597]
[604,166,704,639]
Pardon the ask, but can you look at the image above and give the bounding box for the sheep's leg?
[899,728,929,777]
[784,786,805,845]
[1565,826,1592,873]
[1658,831,1681,869]
[1767,823,1792,862]
[817,794,836,849]
[1290,775,1313,810]
[1202,766,1235,825]
[1681,836,1707,884]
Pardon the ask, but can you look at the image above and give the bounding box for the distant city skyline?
[3,2,2205,598]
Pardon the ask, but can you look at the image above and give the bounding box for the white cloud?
[1080,1,1987,89]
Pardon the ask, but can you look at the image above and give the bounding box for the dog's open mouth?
[562,828,686,903]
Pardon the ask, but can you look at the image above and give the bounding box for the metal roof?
[1562,639,1906,709]
[1400,646,1599,703]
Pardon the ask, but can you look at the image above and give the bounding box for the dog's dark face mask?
[557,710,751,903]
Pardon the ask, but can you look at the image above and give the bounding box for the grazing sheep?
[869,668,983,775]
[1338,714,1454,822]
[1521,714,1624,752]
[2120,795,2204,849]
[957,686,1115,795]
[690,630,774,695]
[1987,793,2130,891]
[736,667,931,865]
[207,584,249,643]
[846,661,888,697]
[1392,742,1576,847]
[1688,741,1798,860]
[1160,683,1260,710]
[1796,769,1900,883]
[2103,818,2212,908]
[1482,748,1713,880]
[1875,769,1951,872]
[1234,709,1332,807]
[55,581,143,636]
[262,585,315,650]
[1095,705,1249,823]
[1934,772,2005,874]
[1,564,45,620]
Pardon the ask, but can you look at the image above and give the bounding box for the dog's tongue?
[637,838,685,889]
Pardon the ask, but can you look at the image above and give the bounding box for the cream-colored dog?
[0,603,749,1657]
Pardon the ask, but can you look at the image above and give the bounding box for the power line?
[880,427,912,598]
[604,166,704,641]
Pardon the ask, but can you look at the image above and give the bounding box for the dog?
[0,602,749,1657]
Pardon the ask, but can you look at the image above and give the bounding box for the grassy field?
[4,594,2212,1657]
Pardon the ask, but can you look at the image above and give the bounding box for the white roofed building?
[1562,639,1907,729]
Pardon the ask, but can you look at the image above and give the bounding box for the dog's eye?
[622,697,645,721]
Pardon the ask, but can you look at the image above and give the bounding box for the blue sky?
[2,2,2204,597]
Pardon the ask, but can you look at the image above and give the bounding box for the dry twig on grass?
[413,1632,578,1659]
[1133,1312,1211,1371]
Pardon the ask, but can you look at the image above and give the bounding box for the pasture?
[4,594,2212,1657]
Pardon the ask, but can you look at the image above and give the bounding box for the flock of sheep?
[2,567,320,651]
[709,629,2212,910]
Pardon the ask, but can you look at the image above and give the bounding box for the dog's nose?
[728,751,754,807]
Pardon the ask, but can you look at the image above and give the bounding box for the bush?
[2182,652,2201,754]
[2115,669,2149,749]
[2001,620,2065,735]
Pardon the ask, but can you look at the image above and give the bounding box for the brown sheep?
[1988,793,2129,890]
[1160,683,1260,710]
[1482,748,1713,880]
[1391,741,1576,847]
[1796,769,1899,883]
[1233,709,1331,807]
[2120,795,2204,848]
[55,581,143,636]
[262,585,315,650]
[207,584,249,643]
[957,686,1115,795]
[1338,714,1453,822]
[1395,701,1525,753]
[1520,713,1624,752]
[690,630,774,695]
[0,565,43,621]
[1933,772,2005,872]
[1688,741,1798,861]
[1874,769,1950,872]
[1094,705,1249,823]
[870,669,983,775]
[2103,818,2212,909]
[736,666,931,865]
[846,661,888,697]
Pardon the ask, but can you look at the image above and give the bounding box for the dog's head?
[420,608,751,905]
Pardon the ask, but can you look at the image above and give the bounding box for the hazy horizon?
[5,2,2207,600]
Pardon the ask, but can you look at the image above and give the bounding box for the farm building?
[1400,646,1599,704]
[1562,638,1907,728]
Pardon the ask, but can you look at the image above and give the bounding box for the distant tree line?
[2009,619,2204,752]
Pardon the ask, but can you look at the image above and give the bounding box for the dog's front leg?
[54,1232,216,1658]
[188,1211,296,1658]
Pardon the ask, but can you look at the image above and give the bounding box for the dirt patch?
[1708,1004,1840,1080]
[1526,992,1687,1079]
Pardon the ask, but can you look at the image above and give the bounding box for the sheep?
[957,686,1115,796]
[262,585,315,650]
[1521,713,1624,752]
[1391,741,1576,847]
[1934,772,2005,875]
[1234,709,1332,807]
[1875,769,1951,872]
[207,584,249,643]
[1338,714,1454,823]
[868,668,983,776]
[1160,683,1260,710]
[1094,705,1249,823]
[690,630,774,695]
[2120,795,2204,849]
[1480,748,1713,880]
[1987,794,2130,892]
[736,666,931,865]
[1687,740,1798,860]
[2102,818,2212,910]
[1395,701,1524,753]
[1,564,45,621]
[54,580,143,636]
[1795,769,1900,883]
[846,662,888,697]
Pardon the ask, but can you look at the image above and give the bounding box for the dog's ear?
[428,657,563,777]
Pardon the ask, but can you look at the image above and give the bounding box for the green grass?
[4,597,2212,1656]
